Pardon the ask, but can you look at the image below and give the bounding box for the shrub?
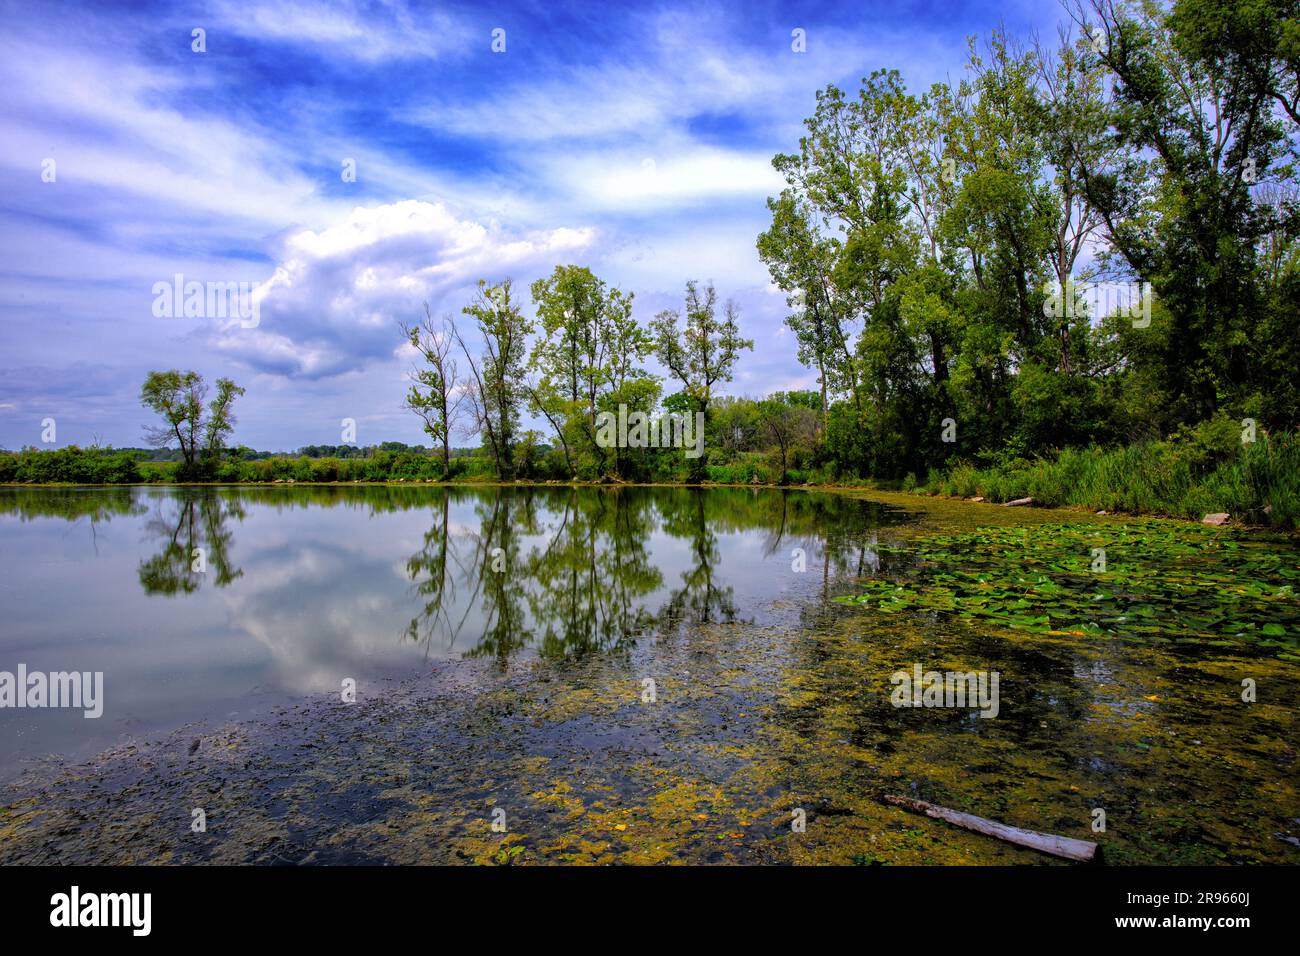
[0,446,142,484]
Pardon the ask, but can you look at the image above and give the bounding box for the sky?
[0,0,1064,452]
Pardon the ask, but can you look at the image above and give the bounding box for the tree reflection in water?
[402,485,893,662]
[0,483,894,661]
[137,489,245,595]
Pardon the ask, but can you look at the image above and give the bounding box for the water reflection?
[402,488,668,662]
[4,486,900,668]
[138,491,245,594]
[0,484,897,771]
[387,485,891,661]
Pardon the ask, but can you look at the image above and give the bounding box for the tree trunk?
[884,796,1098,863]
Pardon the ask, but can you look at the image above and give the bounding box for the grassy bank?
[920,430,1300,529]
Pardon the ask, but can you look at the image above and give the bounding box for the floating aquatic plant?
[835,522,1300,659]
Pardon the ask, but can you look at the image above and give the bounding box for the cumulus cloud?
[209,200,595,378]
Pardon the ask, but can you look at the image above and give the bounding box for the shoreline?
[2,479,1289,532]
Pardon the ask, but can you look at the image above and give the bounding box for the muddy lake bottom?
[1,485,1298,864]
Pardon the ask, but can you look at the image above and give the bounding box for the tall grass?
[926,431,1300,529]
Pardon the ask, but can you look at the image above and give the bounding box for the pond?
[0,484,1297,864]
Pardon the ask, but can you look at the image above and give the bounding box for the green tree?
[1064,0,1295,427]
[453,280,533,479]
[650,281,753,478]
[758,193,857,428]
[401,305,462,475]
[204,378,245,465]
[140,370,244,479]
[528,265,657,478]
[758,399,818,484]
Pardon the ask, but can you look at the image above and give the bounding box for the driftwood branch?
[884,795,1099,863]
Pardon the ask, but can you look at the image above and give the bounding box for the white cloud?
[209,0,474,63]
[403,10,961,148]
[550,147,784,211]
[210,200,595,378]
[0,0,1034,450]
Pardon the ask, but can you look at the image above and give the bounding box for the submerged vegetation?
[4,0,1299,879]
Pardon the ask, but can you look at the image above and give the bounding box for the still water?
[0,484,891,777]
[1,484,1297,864]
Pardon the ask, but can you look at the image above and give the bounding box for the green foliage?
[0,446,142,484]
[650,281,755,480]
[402,306,460,473]
[459,279,533,479]
[753,2,1300,482]
[527,265,658,478]
[13,5,1299,526]
[139,369,244,479]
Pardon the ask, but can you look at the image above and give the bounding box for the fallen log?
[884,795,1099,863]
[1003,496,1035,507]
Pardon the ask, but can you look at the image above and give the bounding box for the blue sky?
[0,0,1061,451]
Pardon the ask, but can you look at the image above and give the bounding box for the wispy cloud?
[209,0,475,63]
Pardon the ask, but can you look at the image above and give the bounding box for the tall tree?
[1064,0,1293,426]
[454,280,532,479]
[401,305,462,475]
[140,370,243,477]
[650,281,753,416]
[529,265,656,477]
[650,281,753,479]
[204,378,245,463]
[758,193,855,429]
